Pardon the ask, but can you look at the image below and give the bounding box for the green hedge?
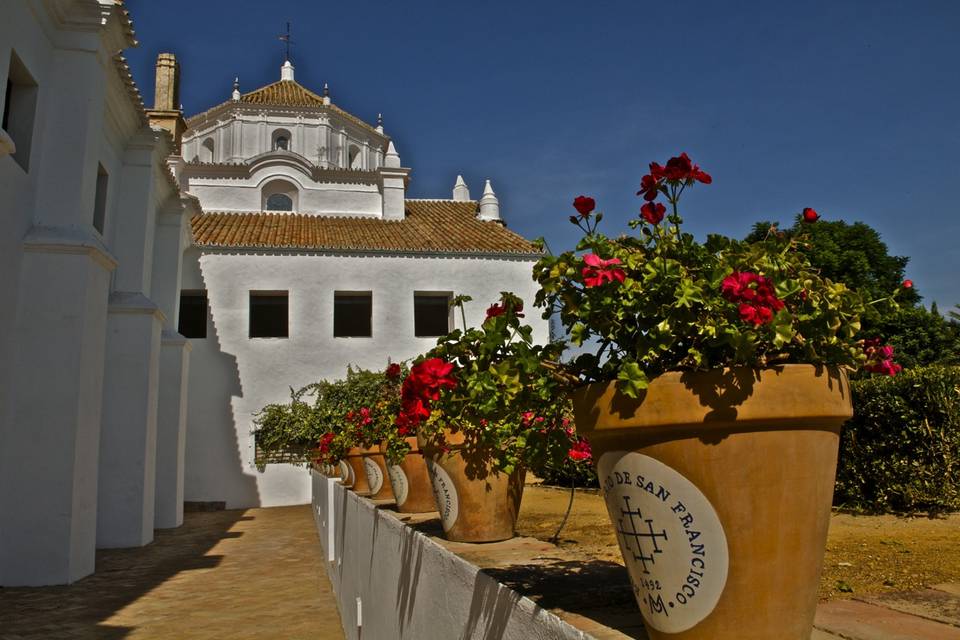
[835,365,960,513]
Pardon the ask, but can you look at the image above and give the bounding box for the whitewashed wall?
[180,249,548,508]
[184,162,383,215]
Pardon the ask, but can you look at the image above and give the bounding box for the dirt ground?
[516,485,960,601]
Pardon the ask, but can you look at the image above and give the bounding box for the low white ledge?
[311,470,593,640]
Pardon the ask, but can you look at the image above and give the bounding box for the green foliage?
[529,451,599,488]
[536,188,872,398]
[253,365,405,467]
[746,218,919,307]
[416,293,578,473]
[835,365,960,513]
[866,306,960,369]
[747,219,960,369]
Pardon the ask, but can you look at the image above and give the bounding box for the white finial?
[376,113,384,134]
[478,179,501,222]
[384,140,401,168]
[453,175,470,201]
[281,59,295,81]
[232,77,240,100]
[322,82,331,105]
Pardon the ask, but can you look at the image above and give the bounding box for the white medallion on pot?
[387,465,408,506]
[425,459,458,530]
[340,460,353,485]
[363,457,384,494]
[597,451,729,634]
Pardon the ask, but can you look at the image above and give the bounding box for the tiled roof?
[239,80,324,108]
[190,200,541,256]
[186,80,380,135]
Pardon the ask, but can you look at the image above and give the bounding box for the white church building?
[173,58,549,509]
[0,0,547,586]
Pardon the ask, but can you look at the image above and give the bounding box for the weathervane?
[278,22,294,62]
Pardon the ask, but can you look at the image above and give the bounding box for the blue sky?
[124,0,960,311]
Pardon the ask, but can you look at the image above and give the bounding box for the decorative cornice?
[22,224,119,271]
[107,291,166,322]
[181,153,381,185]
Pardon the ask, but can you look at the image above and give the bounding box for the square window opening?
[250,291,289,338]
[178,290,208,339]
[3,50,39,171]
[414,292,452,337]
[334,292,372,337]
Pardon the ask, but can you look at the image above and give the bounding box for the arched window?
[200,138,214,162]
[348,144,362,169]
[272,129,292,152]
[266,193,293,211]
[261,178,298,212]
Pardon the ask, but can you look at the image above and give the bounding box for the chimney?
[146,53,187,154]
[478,179,501,223]
[154,53,180,111]
[453,175,470,201]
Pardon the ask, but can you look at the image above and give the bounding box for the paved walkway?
[814,584,960,640]
[0,506,344,640]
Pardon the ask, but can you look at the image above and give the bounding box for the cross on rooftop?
[278,22,294,63]
[616,495,668,575]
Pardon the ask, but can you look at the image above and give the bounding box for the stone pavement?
[0,506,344,640]
[814,584,960,639]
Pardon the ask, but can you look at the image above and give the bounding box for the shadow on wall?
[484,559,646,638]
[183,252,259,508]
[0,510,251,638]
[460,572,524,640]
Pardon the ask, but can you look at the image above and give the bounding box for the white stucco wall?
[181,249,548,508]
[185,166,383,215]
[182,108,384,170]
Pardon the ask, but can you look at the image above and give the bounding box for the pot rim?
[573,364,853,439]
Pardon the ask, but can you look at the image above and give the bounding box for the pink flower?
[863,340,901,376]
[581,253,626,288]
[902,280,913,289]
[568,438,592,462]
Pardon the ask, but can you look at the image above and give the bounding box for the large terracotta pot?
[355,444,394,501]
[572,365,852,640]
[343,447,371,494]
[418,429,525,543]
[379,437,437,514]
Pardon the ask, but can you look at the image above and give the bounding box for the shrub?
[835,365,960,513]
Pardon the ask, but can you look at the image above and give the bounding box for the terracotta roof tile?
[191,200,541,256]
[187,80,379,135]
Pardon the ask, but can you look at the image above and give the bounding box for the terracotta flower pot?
[343,447,371,494]
[355,444,394,501]
[379,437,437,514]
[418,430,525,543]
[572,365,852,640]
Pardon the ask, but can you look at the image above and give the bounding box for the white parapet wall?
[310,470,592,640]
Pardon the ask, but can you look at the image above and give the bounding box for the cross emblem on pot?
[617,495,668,574]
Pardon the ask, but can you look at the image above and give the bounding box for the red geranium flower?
[581,253,626,288]
[486,303,506,319]
[573,195,595,217]
[722,271,784,326]
[802,207,820,223]
[637,172,662,201]
[641,202,666,225]
[902,280,913,289]
[385,363,402,379]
